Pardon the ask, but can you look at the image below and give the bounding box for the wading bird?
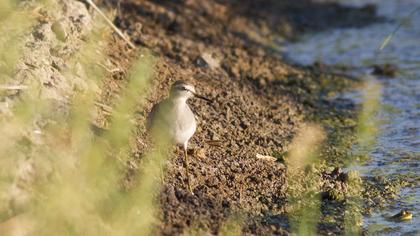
[146,80,211,194]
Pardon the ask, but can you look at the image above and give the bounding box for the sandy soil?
[0,0,95,219]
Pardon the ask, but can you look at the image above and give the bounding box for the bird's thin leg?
[160,161,165,183]
[156,147,165,183]
[183,143,193,194]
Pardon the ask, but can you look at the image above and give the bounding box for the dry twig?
[85,0,136,49]
[0,85,28,90]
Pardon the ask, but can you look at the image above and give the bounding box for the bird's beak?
[193,92,212,103]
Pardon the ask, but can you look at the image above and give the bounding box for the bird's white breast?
[170,103,196,145]
[148,97,198,146]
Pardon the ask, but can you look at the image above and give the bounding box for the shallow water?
[284,0,419,235]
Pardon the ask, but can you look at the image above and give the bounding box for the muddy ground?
[91,0,393,235]
[0,0,404,234]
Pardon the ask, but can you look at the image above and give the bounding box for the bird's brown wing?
[146,99,171,132]
[146,102,159,132]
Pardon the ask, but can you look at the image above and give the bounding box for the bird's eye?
[181,87,188,91]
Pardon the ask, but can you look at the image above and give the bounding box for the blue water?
[284,1,420,235]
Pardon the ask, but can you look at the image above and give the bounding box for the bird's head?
[170,80,212,102]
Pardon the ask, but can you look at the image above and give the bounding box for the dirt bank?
[93,0,386,235]
[0,0,95,219]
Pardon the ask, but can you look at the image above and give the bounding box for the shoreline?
[0,0,405,235]
[96,0,384,235]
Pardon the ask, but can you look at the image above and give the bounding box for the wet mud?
[92,0,390,235]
